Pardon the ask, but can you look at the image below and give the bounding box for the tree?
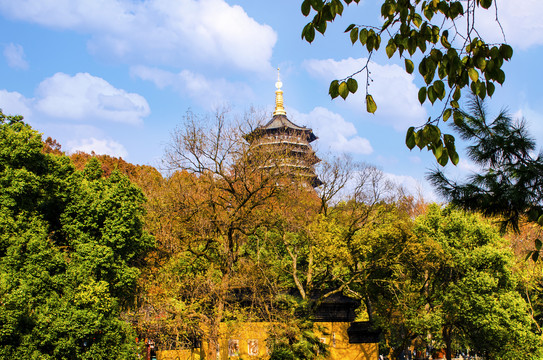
[428,96,543,260]
[415,206,542,359]
[155,109,293,359]
[0,112,153,359]
[301,0,512,165]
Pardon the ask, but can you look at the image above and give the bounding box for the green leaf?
[302,23,315,43]
[418,87,427,104]
[538,215,543,226]
[374,34,382,50]
[406,127,416,150]
[328,80,339,99]
[471,80,480,96]
[386,41,397,58]
[366,94,377,113]
[332,0,344,16]
[536,239,542,251]
[310,0,324,11]
[344,24,355,33]
[405,59,414,74]
[496,69,505,84]
[443,108,452,121]
[433,80,445,100]
[301,1,311,16]
[499,44,513,59]
[315,19,327,34]
[347,78,358,93]
[416,129,426,149]
[424,124,441,142]
[443,134,455,153]
[433,143,443,159]
[366,35,374,52]
[359,28,368,45]
[440,33,451,49]
[450,1,464,19]
[413,13,422,28]
[453,87,461,101]
[427,85,437,104]
[338,81,349,99]
[350,28,358,44]
[479,0,492,9]
[532,250,539,262]
[453,110,464,125]
[345,24,355,33]
[476,57,487,71]
[449,149,459,165]
[407,37,417,55]
[424,7,434,20]
[468,68,479,82]
[438,148,449,166]
[487,82,495,96]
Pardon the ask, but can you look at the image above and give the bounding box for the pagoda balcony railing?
[251,134,310,147]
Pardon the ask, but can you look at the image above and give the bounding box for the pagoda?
[245,70,321,187]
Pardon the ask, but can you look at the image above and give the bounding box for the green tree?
[0,113,153,359]
[411,205,541,359]
[429,96,543,260]
[301,0,512,165]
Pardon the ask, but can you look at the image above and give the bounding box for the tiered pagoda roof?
[245,70,321,187]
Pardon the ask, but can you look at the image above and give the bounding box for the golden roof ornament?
[273,68,286,116]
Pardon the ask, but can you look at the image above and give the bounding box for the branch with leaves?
[301,0,512,165]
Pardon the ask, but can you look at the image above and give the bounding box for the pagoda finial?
[273,67,286,116]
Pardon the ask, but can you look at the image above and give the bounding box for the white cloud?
[0,0,276,73]
[130,65,254,108]
[35,72,150,125]
[475,0,543,50]
[304,57,426,131]
[0,89,33,118]
[3,43,28,69]
[67,137,128,158]
[291,106,373,155]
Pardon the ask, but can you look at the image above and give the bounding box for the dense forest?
[1,109,542,360]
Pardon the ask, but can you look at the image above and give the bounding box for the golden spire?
[273,67,286,116]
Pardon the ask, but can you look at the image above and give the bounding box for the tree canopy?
[429,96,543,262]
[2,108,542,359]
[0,112,153,359]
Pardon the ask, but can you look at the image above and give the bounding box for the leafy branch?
[301,0,512,166]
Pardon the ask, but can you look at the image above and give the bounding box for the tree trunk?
[443,326,453,360]
[206,271,230,360]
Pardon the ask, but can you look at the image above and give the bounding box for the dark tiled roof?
[262,114,308,131]
[247,114,317,143]
[347,322,381,344]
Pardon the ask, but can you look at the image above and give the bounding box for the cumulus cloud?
[0,89,33,118]
[290,106,373,155]
[304,57,426,131]
[35,72,150,125]
[475,0,543,50]
[3,43,28,69]
[0,0,276,72]
[67,137,128,158]
[131,65,254,108]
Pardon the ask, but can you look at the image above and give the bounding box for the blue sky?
[1,0,542,200]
